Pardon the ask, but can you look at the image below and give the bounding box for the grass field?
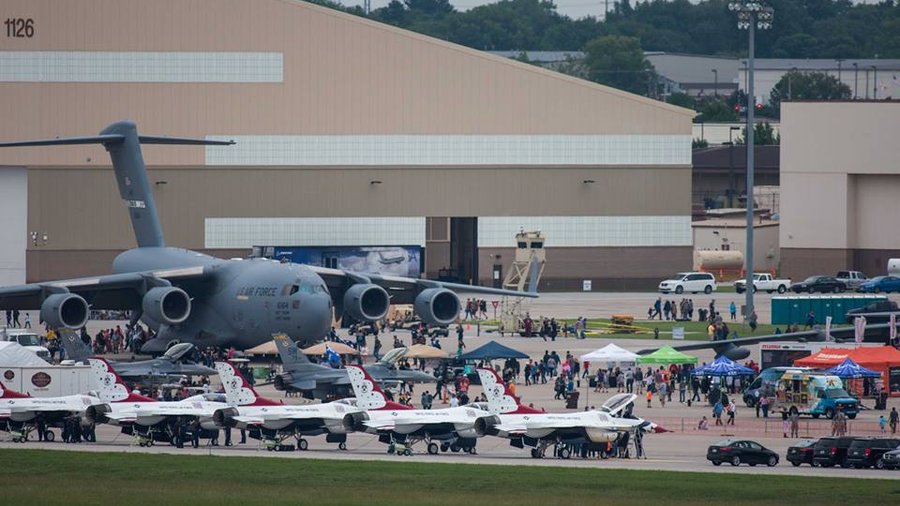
[2,449,899,506]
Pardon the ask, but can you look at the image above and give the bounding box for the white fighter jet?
[342,365,488,455]
[85,358,228,445]
[0,364,153,442]
[212,361,358,451]
[474,368,657,459]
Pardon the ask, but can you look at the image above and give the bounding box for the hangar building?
[0,0,693,291]
[780,101,900,278]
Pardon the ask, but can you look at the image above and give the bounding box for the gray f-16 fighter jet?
[0,121,535,355]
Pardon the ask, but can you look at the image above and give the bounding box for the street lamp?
[852,62,858,99]
[712,68,719,97]
[729,0,773,322]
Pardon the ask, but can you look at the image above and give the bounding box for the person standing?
[790,411,800,438]
[726,399,736,426]
[373,336,382,361]
[12,309,20,328]
[890,407,899,435]
[713,399,724,426]
[729,301,736,321]
[760,394,770,418]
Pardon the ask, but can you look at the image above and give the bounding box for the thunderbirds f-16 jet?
[0,121,535,355]
[271,333,434,399]
[473,368,655,459]
[59,331,216,383]
[213,361,356,451]
[343,365,484,455]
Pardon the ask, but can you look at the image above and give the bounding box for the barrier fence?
[650,416,892,438]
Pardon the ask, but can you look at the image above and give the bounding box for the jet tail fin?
[215,361,281,407]
[476,368,542,415]
[272,333,311,370]
[0,121,233,249]
[87,358,156,403]
[346,365,411,411]
[58,329,91,363]
[0,382,31,398]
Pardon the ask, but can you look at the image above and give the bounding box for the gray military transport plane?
[0,121,535,355]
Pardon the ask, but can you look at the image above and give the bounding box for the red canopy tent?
[794,346,900,397]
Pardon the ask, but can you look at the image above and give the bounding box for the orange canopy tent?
[794,346,900,396]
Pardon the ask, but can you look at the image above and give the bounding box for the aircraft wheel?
[427,442,439,455]
[267,446,274,452]
[403,449,412,456]
[298,438,309,451]
[558,446,571,460]
[531,448,542,459]
[338,442,347,451]
[450,445,461,453]
[440,443,450,452]
[44,431,55,442]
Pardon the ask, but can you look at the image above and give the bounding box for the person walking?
[713,399,724,426]
[760,394,770,418]
[890,407,899,435]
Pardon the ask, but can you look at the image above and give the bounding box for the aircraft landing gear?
[440,443,450,453]
[297,438,309,451]
[427,442,439,455]
[338,442,347,451]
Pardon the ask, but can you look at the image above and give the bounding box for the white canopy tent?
[0,341,48,367]
[580,343,638,363]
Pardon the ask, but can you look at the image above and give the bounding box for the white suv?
[659,272,717,294]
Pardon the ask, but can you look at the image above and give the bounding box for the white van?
[658,272,717,294]
[0,328,52,362]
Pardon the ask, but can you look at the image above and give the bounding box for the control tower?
[499,231,545,335]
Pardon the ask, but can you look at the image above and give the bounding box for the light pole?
[712,68,719,97]
[729,0,773,322]
[872,65,878,99]
[727,126,740,207]
[853,62,858,99]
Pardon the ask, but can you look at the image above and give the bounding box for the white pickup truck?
[735,273,791,294]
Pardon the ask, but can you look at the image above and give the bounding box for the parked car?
[735,273,791,294]
[857,275,900,294]
[786,439,819,467]
[882,447,900,470]
[707,439,778,467]
[790,275,846,294]
[836,270,867,290]
[659,272,717,295]
[812,436,856,468]
[845,437,900,469]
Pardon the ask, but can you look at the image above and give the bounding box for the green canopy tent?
[635,346,698,365]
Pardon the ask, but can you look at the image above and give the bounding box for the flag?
[854,316,866,344]
[325,345,341,368]
[825,316,833,342]
[890,313,897,345]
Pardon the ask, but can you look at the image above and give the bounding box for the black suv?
[812,437,856,468]
[786,439,819,467]
[845,438,900,469]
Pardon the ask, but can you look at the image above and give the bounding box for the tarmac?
[6,290,900,479]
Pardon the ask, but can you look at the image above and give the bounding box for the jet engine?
[84,404,111,425]
[142,287,191,325]
[40,293,89,329]
[342,284,390,322]
[273,374,290,392]
[414,288,460,326]
[213,407,239,428]
[342,412,369,432]
[474,415,501,437]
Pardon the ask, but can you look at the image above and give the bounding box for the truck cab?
[774,371,858,420]
[0,328,52,362]
[836,271,867,290]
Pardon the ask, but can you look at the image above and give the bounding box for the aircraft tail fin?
[272,333,311,370]
[0,382,31,398]
[346,365,411,411]
[58,329,91,363]
[215,361,281,407]
[476,368,542,415]
[0,121,233,248]
[87,358,156,403]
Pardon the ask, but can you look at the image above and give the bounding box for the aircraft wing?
[0,267,208,310]
[306,267,537,305]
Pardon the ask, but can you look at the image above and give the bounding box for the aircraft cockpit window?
[289,285,300,296]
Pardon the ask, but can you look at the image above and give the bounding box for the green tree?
[770,70,852,114]
[737,122,779,145]
[582,35,654,95]
[666,92,696,109]
[695,97,738,123]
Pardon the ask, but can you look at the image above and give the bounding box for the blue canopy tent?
[691,356,756,377]
[459,340,529,361]
[824,358,881,379]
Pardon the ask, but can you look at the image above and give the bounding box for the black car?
[812,437,856,468]
[790,275,847,293]
[707,439,779,467]
[845,437,900,469]
[786,439,819,467]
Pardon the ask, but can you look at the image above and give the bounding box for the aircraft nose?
[295,293,332,340]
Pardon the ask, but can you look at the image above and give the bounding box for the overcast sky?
[337,0,883,24]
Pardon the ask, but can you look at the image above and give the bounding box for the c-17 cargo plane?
[271,333,434,399]
[0,121,535,354]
